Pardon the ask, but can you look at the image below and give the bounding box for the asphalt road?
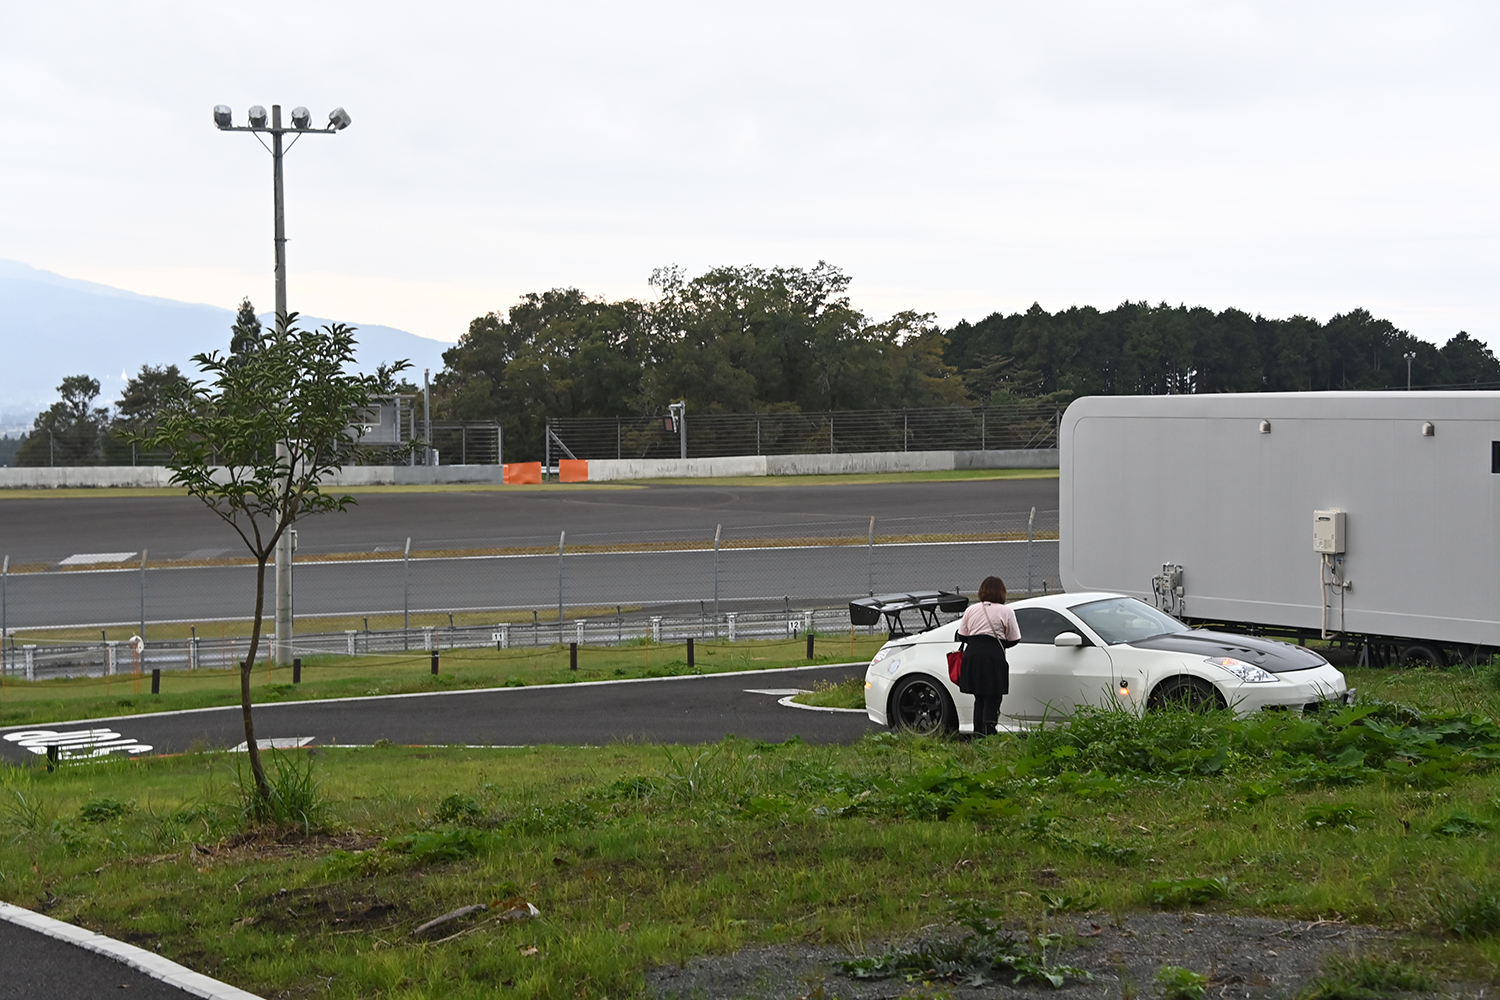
[6,538,1059,629]
[0,478,1058,563]
[0,918,197,1000]
[0,663,875,765]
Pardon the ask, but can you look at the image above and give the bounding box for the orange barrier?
[559,459,589,483]
[503,462,543,484]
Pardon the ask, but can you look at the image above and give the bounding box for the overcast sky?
[3,1,1497,348]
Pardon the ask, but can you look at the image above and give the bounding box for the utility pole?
[215,101,351,665]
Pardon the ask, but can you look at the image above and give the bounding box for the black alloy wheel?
[889,675,957,736]
[1146,675,1225,713]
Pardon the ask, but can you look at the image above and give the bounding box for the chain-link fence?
[0,510,1060,681]
[548,403,1062,461]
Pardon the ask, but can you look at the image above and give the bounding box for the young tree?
[144,316,407,807]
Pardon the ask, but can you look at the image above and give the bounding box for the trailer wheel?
[889,676,957,736]
[1146,675,1224,713]
[1399,644,1445,667]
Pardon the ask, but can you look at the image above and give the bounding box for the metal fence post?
[650,616,662,643]
[423,626,435,652]
[713,524,721,635]
[346,630,357,656]
[190,635,200,670]
[106,641,118,676]
[1,554,7,678]
[866,517,875,596]
[981,409,986,451]
[403,536,412,650]
[557,531,566,639]
[23,644,35,682]
[1026,506,1036,596]
[726,611,737,642]
[139,549,147,642]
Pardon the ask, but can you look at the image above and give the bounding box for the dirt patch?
[252,885,402,933]
[189,830,381,865]
[648,913,1453,999]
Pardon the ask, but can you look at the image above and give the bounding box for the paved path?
[0,902,260,999]
[0,664,875,764]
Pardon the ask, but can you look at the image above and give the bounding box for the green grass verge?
[790,676,866,708]
[5,690,1500,998]
[0,635,886,728]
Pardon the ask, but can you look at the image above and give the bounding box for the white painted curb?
[0,900,265,1000]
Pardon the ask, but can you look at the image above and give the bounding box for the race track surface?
[0,478,1058,563]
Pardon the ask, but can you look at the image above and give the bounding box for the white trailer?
[1059,391,1500,664]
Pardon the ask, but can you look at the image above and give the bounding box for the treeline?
[946,302,1500,398]
[435,263,1500,459]
[19,264,1500,465]
[13,368,189,466]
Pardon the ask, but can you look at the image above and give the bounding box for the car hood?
[1128,630,1330,673]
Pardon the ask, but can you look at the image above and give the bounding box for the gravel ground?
[648,912,1470,999]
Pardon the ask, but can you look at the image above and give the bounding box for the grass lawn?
[0,634,887,729]
[5,676,1500,999]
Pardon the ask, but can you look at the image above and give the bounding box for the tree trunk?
[241,555,272,805]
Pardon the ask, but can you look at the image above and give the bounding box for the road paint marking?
[743,688,806,696]
[3,728,153,758]
[229,736,316,753]
[57,552,136,566]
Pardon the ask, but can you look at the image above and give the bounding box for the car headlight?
[869,644,911,667]
[1206,656,1278,683]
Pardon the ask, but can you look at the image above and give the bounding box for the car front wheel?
[1146,675,1225,712]
[889,675,957,735]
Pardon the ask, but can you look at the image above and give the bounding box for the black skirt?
[957,633,1009,698]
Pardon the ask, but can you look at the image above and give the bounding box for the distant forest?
[434,263,1500,458]
[16,264,1500,465]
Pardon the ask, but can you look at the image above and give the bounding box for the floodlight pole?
[216,102,349,665]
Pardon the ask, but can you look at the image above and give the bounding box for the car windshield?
[1070,597,1189,645]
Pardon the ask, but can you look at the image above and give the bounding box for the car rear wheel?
[889,675,957,736]
[1146,675,1224,713]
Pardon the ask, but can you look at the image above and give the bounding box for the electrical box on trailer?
[1312,510,1345,554]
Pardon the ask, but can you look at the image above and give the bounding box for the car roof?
[1007,592,1126,612]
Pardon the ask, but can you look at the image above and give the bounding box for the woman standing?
[956,576,1022,736]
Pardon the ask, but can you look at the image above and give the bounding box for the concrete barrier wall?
[585,456,768,481]
[955,449,1060,469]
[0,449,1058,488]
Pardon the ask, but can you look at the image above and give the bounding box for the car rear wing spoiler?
[849,591,969,639]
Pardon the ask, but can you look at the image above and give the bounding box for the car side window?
[1014,608,1076,644]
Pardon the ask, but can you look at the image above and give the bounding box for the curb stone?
[0,900,265,1000]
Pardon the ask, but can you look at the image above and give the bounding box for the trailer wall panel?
[1059,392,1500,647]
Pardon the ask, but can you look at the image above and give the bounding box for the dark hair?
[977,576,1007,604]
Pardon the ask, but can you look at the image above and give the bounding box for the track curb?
[0,900,265,1000]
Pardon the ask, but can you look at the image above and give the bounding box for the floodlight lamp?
[247,105,268,127]
[327,106,351,130]
[213,105,232,129]
[291,106,312,129]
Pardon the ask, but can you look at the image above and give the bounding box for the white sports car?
[862,592,1352,734]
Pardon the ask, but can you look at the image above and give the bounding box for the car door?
[1000,607,1116,722]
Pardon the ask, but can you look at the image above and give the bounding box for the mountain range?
[0,260,454,433]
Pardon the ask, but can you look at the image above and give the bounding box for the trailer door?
[1003,608,1116,722]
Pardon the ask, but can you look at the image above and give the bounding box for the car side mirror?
[1054,632,1083,648]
